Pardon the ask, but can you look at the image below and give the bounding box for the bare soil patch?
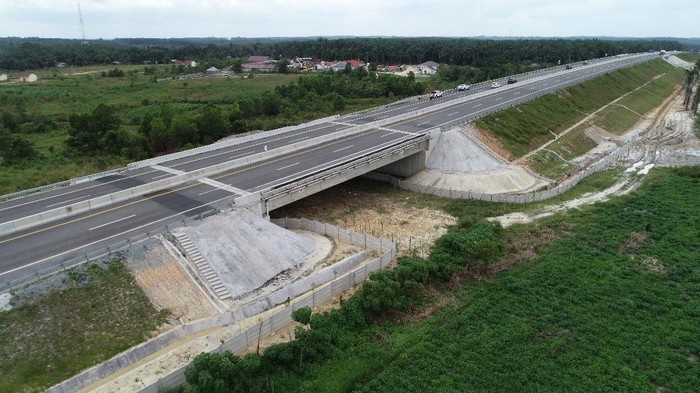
[126,237,220,328]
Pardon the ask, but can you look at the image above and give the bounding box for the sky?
[0,0,698,40]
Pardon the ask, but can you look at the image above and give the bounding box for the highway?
[0,52,659,285]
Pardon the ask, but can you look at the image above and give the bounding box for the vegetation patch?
[0,260,169,393]
[676,53,700,62]
[475,59,677,158]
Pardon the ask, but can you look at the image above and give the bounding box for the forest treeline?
[0,37,687,70]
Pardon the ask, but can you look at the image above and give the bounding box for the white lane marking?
[89,215,136,231]
[198,188,219,196]
[333,145,355,153]
[416,121,429,126]
[473,103,483,108]
[198,178,249,196]
[494,97,502,101]
[152,174,171,180]
[46,195,90,209]
[277,162,300,171]
[290,136,309,143]
[447,112,459,117]
[0,195,235,278]
[151,165,186,176]
[380,133,393,138]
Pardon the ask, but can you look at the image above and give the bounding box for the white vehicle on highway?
[429,90,443,99]
[457,84,471,91]
[490,82,502,89]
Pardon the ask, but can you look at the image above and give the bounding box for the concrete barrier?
[46,218,395,393]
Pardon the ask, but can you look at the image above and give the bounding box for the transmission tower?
[78,2,88,45]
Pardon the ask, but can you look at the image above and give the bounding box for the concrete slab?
[173,208,315,300]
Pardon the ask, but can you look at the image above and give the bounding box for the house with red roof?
[247,55,271,63]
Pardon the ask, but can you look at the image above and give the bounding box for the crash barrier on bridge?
[365,141,642,204]
[127,111,345,170]
[0,166,129,202]
[45,218,396,393]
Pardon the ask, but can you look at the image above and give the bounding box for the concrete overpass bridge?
[0,52,659,287]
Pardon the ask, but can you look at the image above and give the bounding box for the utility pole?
[78,2,88,45]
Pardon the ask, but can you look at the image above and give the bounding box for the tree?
[292,307,312,368]
[0,128,37,165]
[276,57,291,74]
[147,117,169,154]
[196,105,228,143]
[171,113,199,148]
[67,104,120,153]
[231,59,243,74]
[228,103,247,134]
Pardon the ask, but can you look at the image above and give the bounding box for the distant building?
[315,60,333,70]
[181,60,198,67]
[0,73,8,82]
[206,66,220,75]
[247,55,270,63]
[242,63,276,73]
[18,73,38,82]
[418,61,439,75]
[56,62,66,68]
[330,59,366,72]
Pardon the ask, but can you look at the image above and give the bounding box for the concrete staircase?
[172,232,232,301]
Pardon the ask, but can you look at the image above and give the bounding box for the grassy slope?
[528,68,683,178]
[475,59,678,159]
[676,53,700,63]
[298,167,700,392]
[0,261,169,393]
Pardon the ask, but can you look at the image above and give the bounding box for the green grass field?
[286,167,700,392]
[0,260,169,393]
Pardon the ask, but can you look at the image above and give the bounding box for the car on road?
[429,90,443,99]
[566,64,573,69]
[507,77,517,84]
[490,82,502,89]
[457,84,471,91]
